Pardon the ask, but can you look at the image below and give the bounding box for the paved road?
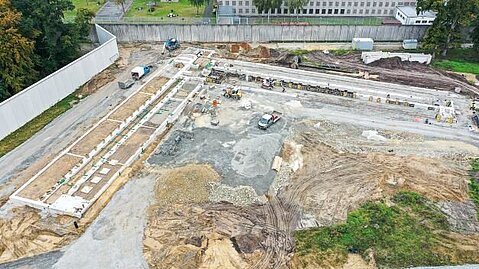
[95,0,133,19]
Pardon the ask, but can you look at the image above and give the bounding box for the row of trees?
[253,0,307,16]
[0,0,94,102]
[251,0,479,56]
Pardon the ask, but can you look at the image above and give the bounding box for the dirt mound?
[0,207,76,263]
[154,164,220,207]
[287,130,470,227]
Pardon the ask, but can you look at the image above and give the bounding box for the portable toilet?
[352,38,374,51]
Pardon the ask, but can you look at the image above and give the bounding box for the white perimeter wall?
[0,24,119,140]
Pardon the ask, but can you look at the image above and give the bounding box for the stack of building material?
[361,51,432,65]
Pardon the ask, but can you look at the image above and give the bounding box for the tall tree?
[0,0,36,101]
[473,18,479,52]
[285,0,308,20]
[189,0,207,16]
[12,0,80,76]
[75,8,95,36]
[417,0,479,56]
[253,0,282,15]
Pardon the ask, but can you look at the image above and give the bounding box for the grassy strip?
[469,159,479,213]
[0,93,81,158]
[432,60,479,75]
[295,192,451,268]
[126,0,203,18]
[64,0,104,19]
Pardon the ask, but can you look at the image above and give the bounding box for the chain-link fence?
[91,15,388,25]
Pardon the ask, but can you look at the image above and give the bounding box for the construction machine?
[162,38,180,54]
[261,78,274,90]
[223,87,242,100]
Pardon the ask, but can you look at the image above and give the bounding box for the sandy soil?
[17,155,82,200]
[141,77,169,94]
[108,92,151,121]
[70,120,121,156]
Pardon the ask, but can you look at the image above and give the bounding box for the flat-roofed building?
[395,5,435,25]
[216,0,418,17]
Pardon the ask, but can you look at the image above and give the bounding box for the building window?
[422,20,427,23]
[371,9,375,14]
[239,1,242,5]
[321,9,326,14]
[359,9,363,14]
[352,9,357,14]
[225,1,229,5]
[245,8,249,13]
[315,8,320,14]
[328,8,332,14]
[348,1,352,6]
[372,1,376,6]
[366,2,370,6]
[335,1,339,6]
[302,8,307,13]
[385,2,389,6]
[284,8,288,13]
[329,1,333,6]
[308,8,313,13]
[322,2,327,6]
[334,8,338,14]
[360,2,364,7]
[340,8,345,14]
[341,2,345,6]
[365,9,369,14]
[354,2,358,6]
[238,8,242,13]
[245,1,249,5]
[346,9,351,14]
[316,1,320,5]
[233,8,236,13]
[232,1,236,5]
[310,1,313,5]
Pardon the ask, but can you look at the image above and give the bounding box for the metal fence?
[92,16,211,24]
[93,15,393,25]
[0,25,119,140]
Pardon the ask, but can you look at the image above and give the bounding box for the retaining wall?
[99,24,429,43]
[0,25,119,140]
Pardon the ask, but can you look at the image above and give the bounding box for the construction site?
[0,43,479,268]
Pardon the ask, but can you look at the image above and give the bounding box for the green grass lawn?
[64,0,104,19]
[126,0,204,17]
[431,48,479,75]
[432,60,479,75]
[0,93,81,158]
[295,192,453,268]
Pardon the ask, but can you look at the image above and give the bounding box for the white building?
[217,0,418,17]
[395,5,435,25]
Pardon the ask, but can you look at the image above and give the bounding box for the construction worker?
[280,80,285,92]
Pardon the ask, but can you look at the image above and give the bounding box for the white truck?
[258,111,282,130]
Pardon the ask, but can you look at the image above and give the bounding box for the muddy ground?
[1,44,479,269]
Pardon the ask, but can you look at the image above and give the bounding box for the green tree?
[417,0,479,56]
[253,0,282,15]
[12,0,80,76]
[0,0,36,101]
[189,0,207,16]
[285,0,308,20]
[75,8,95,36]
[473,18,479,52]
